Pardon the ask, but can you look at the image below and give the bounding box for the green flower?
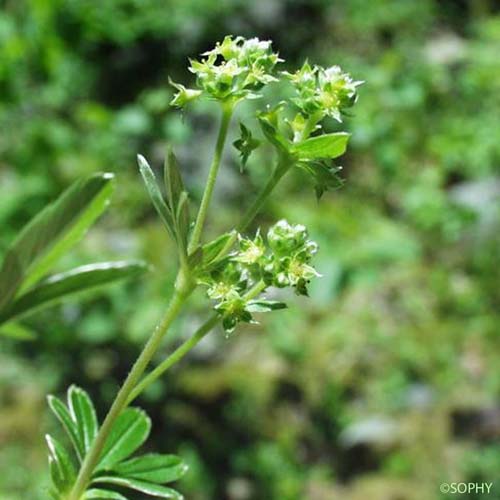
[169,79,203,109]
[318,65,363,118]
[265,220,320,295]
[204,260,247,300]
[234,231,266,265]
[187,36,282,102]
[284,62,363,122]
[214,292,286,334]
[202,221,320,331]
[206,281,239,301]
[214,291,254,333]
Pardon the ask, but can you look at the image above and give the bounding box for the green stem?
[217,156,294,258]
[188,103,233,253]
[68,286,191,500]
[126,159,294,408]
[237,158,290,233]
[294,111,322,143]
[127,314,219,405]
[128,280,267,403]
[69,105,292,499]
[244,279,267,300]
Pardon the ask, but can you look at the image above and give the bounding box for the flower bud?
[169,79,202,108]
[267,220,308,256]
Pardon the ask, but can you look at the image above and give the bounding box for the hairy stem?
[188,103,233,253]
[69,287,191,500]
[128,280,267,402]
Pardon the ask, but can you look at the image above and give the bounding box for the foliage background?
[1,0,499,499]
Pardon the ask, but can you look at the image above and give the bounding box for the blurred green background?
[1,0,499,499]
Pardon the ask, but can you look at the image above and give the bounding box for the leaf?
[299,161,344,199]
[94,477,183,500]
[138,155,176,239]
[164,149,190,254]
[222,314,238,333]
[292,132,350,160]
[164,148,185,213]
[0,261,148,325]
[68,385,99,452]
[48,395,85,461]
[46,435,76,492]
[246,300,287,313]
[49,456,66,495]
[233,123,260,171]
[175,191,190,253]
[111,454,188,484]
[187,246,203,268]
[0,173,115,311]
[84,489,129,500]
[257,104,290,153]
[98,408,151,469]
[201,231,236,267]
[0,322,36,340]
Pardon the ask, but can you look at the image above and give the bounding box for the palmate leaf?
[0,172,114,311]
[48,386,187,500]
[0,261,148,326]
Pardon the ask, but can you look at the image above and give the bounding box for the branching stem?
[69,112,290,500]
[68,286,191,500]
[127,280,267,403]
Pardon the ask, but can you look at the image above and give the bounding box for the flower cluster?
[264,220,319,295]
[169,37,361,206]
[200,220,319,333]
[284,62,363,122]
[171,36,282,107]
